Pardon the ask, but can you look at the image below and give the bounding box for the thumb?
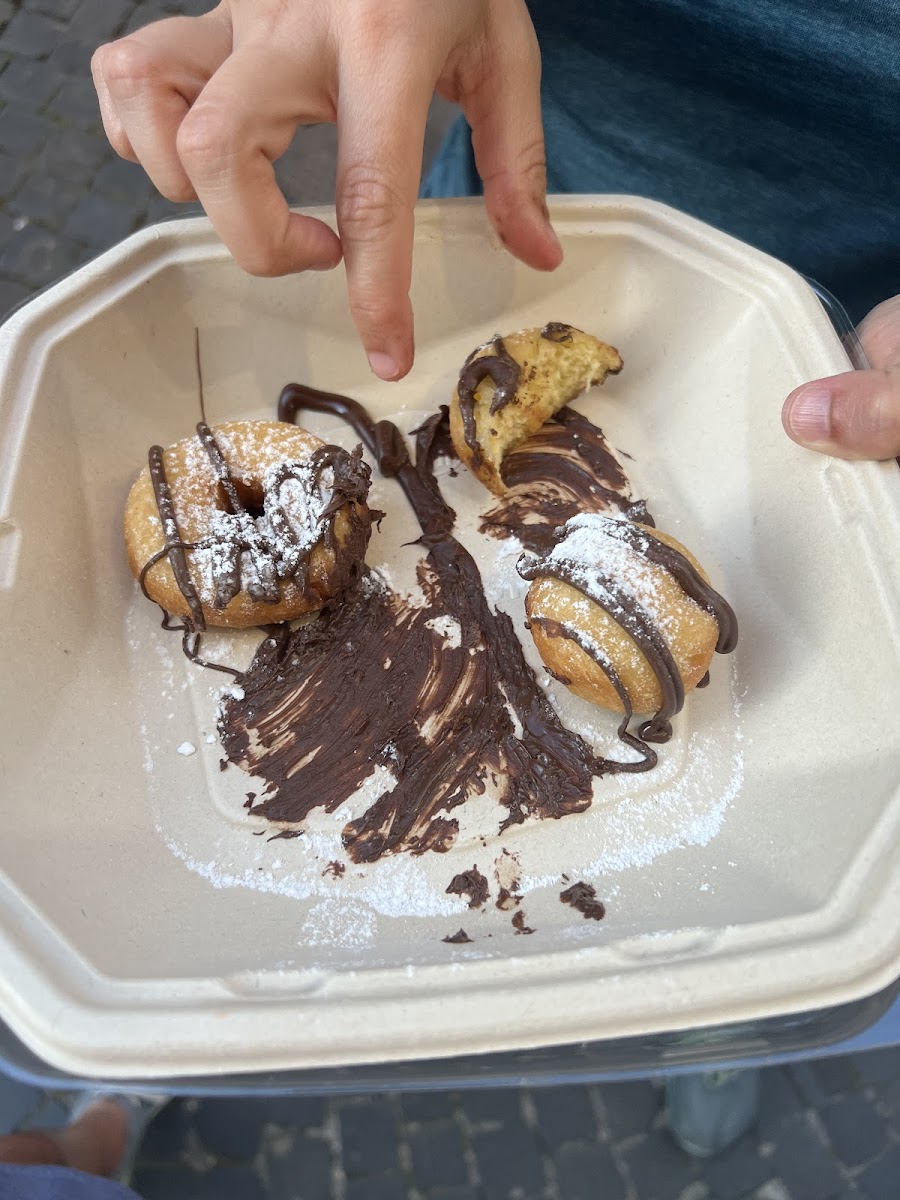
[781,295,900,460]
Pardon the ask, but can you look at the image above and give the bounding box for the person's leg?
[0,1098,127,1176]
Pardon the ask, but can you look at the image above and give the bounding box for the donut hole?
[216,480,266,521]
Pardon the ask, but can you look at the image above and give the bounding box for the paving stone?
[430,1189,479,1200]
[22,1096,69,1129]
[0,1,13,31]
[0,221,81,286]
[768,1115,845,1200]
[32,0,83,19]
[0,106,55,157]
[597,1079,660,1142]
[856,1145,900,1200]
[142,190,182,224]
[459,1087,521,1126]
[0,55,62,108]
[876,1075,900,1117]
[757,1067,805,1141]
[0,278,31,316]
[40,129,111,181]
[852,1046,900,1088]
[0,9,63,57]
[471,1120,545,1199]
[344,1170,409,1200]
[821,1093,888,1169]
[48,36,95,77]
[555,1142,627,1200]
[532,1085,596,1148]
[251,1095,326,1129]
[64,190,136,247]
[138,1099,194,1164]
[266,1135,331,1200]
[621,1129,697,1200]
[0,1073,43,1134]
[47,76,102,125]
[408,1120,467,1190]
[700,1134,771,1200]
[71,0,135,45]
[130,1165,197,1200]
[193,1165,265,1199]
[399,1089,454,1122]
[195,1097,269,1161]
[8,172,85,223]
[94,154,154,202]
[339,1098,399,1176]
[0,147,25,197]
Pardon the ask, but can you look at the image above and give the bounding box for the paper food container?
[0,197,899,1080]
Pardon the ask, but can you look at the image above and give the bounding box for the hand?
[782,294,900,460]
[91,0,562,381]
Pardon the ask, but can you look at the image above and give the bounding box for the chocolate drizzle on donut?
[141,422,371,672]
[218,387,664,863]
[541,321,574,344]
[517,516,738,743]
[456,337,522,467]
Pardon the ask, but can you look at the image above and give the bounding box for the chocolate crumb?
[219,757,229,772]
[446,866,489,909]
[443,929,473,944]
[560,881,606,920]
[324,860,346,878]
[512,911,535,935]
[243,791,257,810]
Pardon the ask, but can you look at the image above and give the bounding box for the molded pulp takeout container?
[0,197,899,1081]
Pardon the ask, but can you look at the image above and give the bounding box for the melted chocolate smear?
[512,911,535,934]
[446,867,490,910]
[541,321,574,344]
[560,881,606,921]
[221,386,661,864]
[481,408,654,555]
[324,860,346,879]
[443,929,473,944]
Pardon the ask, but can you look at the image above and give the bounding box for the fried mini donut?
[449,323,623,495]
[518,514,737,742]
[125,419,372,630]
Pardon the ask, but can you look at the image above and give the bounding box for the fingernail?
[783,384,832,445]
[368,351,401,381]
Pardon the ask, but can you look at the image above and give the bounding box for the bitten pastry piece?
[518,514,737,743]
[449,323,623,495]
[125,419,372,630]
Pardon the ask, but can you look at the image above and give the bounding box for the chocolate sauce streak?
[219,387,663,864]
[481,408,653,555]
[541,321,574,343]
[560,881,606,920]
[446,867,490,910]
[518,517,738,742]
[456,337,521,467]
[443,929,473,944]
[143,422,370,674]
[512,911,535,934]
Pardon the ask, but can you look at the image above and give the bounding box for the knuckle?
[176,104,238,168]
[93,38,159,94]
[158,179,196,203]
[337,167,404,240]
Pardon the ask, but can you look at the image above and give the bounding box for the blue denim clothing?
[423,0,900,323]
[0,1166,137,1200]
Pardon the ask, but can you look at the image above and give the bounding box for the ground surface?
[2,2,900,1198]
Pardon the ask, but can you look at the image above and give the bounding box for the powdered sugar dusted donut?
[125,420,372,631]
[518,514,737,743]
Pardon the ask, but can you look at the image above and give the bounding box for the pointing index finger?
[335,49,438,381]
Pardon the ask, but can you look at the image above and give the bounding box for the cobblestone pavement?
[3,1054,900,1199]
[2,3,900,1199]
